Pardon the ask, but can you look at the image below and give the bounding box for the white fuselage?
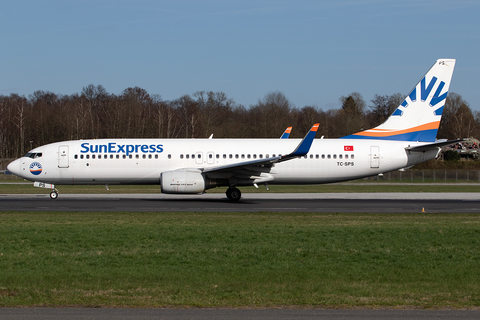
[8,138,437,187]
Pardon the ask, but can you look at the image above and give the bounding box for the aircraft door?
[58,145,69,168]
[195,152,203,165]
[370,146,380,168]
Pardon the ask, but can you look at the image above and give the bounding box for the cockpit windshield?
[24,152,43,159]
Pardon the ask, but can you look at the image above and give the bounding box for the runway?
[1,193,479,213]
[0,308,479,320]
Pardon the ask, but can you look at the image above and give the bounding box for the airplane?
[7,59,457,201]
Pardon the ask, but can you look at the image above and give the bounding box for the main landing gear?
[226,187,241,201]
[50,191,58,199]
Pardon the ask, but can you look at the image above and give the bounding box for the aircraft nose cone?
[7,159,21,176]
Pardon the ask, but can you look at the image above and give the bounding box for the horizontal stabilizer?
[405,139,465,152]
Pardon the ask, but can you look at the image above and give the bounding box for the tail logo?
[393,76,447,118]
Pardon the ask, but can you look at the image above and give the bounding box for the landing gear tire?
[50,191,58,199]
[226,187,241,201]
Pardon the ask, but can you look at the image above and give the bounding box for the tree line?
[0,84,477,159]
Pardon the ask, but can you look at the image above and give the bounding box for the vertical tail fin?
[341,59,456,142]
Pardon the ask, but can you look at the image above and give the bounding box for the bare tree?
[439,92,476,139]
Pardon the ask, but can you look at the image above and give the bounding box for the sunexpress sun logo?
[29,162,42,175]
[392,75,447,117]
[80,142,164,156]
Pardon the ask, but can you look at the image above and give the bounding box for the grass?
[0,212,479,308]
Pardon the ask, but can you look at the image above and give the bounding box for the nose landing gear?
[33,182,59,199]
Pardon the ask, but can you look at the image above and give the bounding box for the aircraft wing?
[201,124,319,180]
[405,139,465,152]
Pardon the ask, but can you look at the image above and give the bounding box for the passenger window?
[253,154,257,159]
[135,154,139,159]
[241,154,245,159]
[80,155,84,159]
[310,154,313,159]
[197,154,201,159]
[216,154,219,159]
[316,154,319,159]
[192,154,195,159]
[180,154,184,159]
[333,154,337,159]
[322,154,325,159]
[345,154,349,159]
[209,154,213,159]
[229,154,232,159]
[327,154,331,159]
[235,154,239,159]
[92,155,96,159]
[339,154,343,159]
[142,154,146,159]
[129,155,133,159]
[167,154,170,159]
[247,154,251,159]
[74,154,78,159]
[351,154,355,159]
[116,154,120,159]
[123,155,126,159]
[223,154,226,159]
[259,154,263,159]
[148,154,152,159]
[186,154,189,159]
[86,155,90,159]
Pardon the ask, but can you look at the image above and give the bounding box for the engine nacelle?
[160,169,206,194]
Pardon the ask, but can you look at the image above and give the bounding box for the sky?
[1,0,479,111]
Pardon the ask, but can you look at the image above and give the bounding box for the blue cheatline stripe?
[339,129,438,142]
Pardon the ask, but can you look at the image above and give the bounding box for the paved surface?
[0,308,479,320]
[1,193,479,213]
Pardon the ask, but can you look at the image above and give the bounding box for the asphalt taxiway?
[1,193,479,213]
[0,308,479,320]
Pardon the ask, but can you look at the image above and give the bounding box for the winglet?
[287,123,319,157]
[280,127,292,139]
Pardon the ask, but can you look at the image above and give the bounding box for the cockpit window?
[24,152,42,159]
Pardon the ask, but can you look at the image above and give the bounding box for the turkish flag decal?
[344,146,354,151]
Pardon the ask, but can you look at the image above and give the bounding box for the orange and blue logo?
[29,162,42,175]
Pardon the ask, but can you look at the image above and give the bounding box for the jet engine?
[160,169,206,194]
